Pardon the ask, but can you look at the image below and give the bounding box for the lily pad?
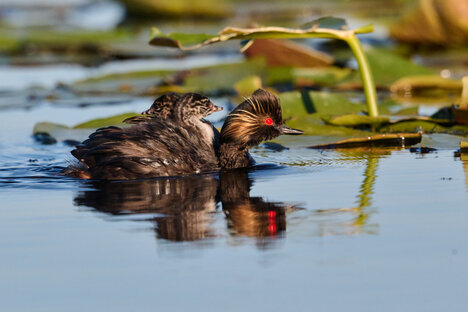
[323,114,390,127]
[234,76,263,97]
[0,27,133,54]
[73,113,137,129]
[149,17,373,50]
[391,75,462,94]
[379,120,468,135]
[119,0,233,19]
[181,58,268,94]
[363,48,435,87]
[278,91,374,136]
[279,91,366,118]
[148,17,378,117]
[461,141,468,153]
[32,113,139,144]
[268,66,353,87]
[33,122,94,143]
[308,133,422,149]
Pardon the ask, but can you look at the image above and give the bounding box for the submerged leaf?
[234,76,263,97]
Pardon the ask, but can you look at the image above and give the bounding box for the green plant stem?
[345,36,379,117]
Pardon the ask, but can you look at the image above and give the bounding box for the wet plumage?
[217,89,303,169]
[66,93,222,180]
[65,89,303,180]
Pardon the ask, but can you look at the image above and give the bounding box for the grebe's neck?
[218,142,255,169]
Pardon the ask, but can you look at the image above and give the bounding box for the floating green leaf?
[391,75,462,93]
[379,120,468,134]
[182,58,268,94]
[268,67,352,86]
[0,27,132,54]
[308,133,422,149]
[120,0,233,19]
[149,17,379,117]
[73,113,137,129]
[149,17,373,50]
[323,114,390,127]
[461,141,468,153]
[364,48,435,87]
[279,91,366,118]
[33,122,93,143]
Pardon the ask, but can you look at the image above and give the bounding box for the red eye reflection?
[265,118,273,125]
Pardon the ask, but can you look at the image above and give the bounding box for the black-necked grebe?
[66,89,303,180]
[217,89,303,169]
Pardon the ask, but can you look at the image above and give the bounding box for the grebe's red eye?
[265,118,273,125]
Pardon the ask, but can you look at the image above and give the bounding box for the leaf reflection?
[315,150,385,235]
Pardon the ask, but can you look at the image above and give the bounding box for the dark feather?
[69,120,218,180]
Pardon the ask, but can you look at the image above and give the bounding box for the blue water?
[0,25,467,310]
[0,97,467,311]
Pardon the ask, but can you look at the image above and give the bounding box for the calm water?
[0,94,467,311]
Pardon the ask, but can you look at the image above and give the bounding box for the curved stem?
[345,36,379,117]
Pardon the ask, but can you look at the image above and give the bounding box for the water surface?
[1,100,467,311]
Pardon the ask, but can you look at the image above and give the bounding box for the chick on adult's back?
[65,89,303,180]
[66,93,222,180]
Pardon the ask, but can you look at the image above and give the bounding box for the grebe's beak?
[210,104,224,113]
[280,125,304,135]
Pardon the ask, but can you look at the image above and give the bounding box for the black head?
[220,89,303,146]
[174,93,223,120]
[142,92,182,118]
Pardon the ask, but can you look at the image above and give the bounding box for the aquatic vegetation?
[390,0,468,45]
[307,133,422,149]
[149,17,380,117]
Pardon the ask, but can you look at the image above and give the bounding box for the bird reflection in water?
[74,170,295,247]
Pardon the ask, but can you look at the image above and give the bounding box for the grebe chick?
[218,89,303,169]
[66,94,222,180]
[124,92,222,151]
[123,92,181,124]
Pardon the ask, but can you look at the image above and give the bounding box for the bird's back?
[69,120,219,180]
